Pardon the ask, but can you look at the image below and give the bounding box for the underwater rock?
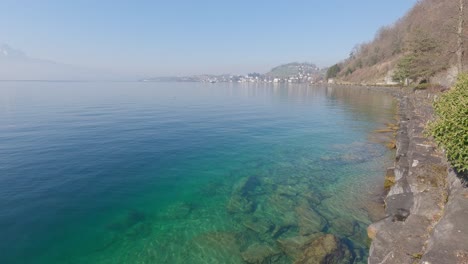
[294,234,353,264]
[277,233,323,260]
[385,141,396,149]
[328,218,358,238]
[295,201,326,235]
[241,244,281,264]
[227,176,262,214]
[186,231,243,263]
[272,223,297,239]
[227,195,255,214]
[234,229,264,252]
[260,176,277,187]
[384,168,396,191]
[300,191,322,206]
[268,193,297,212]
[233,176,261,197]
[367,222,378,240]
[276,185,298,197]
[246,193,297,239]
[384,123,399,131]
[263,194,298,236]
[242,217,275,235]
[373,128,394,133]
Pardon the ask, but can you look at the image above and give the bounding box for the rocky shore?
[367,88,468,264]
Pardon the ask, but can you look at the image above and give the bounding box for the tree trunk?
[457,0,465,73]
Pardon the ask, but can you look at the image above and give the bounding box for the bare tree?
[456,0,465,73]
[337,0,466,83]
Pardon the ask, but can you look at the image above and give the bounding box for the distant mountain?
[265,62,321,78]
[143,76,205,82]
[0,44,26,59]
[0,43,118,81]
[144,62,325,83]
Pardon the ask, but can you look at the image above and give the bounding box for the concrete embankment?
[367,89,468,264]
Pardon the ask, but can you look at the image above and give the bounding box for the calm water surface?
[0,82,395,263]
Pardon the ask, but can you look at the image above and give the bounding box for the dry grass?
[336,0,468,84]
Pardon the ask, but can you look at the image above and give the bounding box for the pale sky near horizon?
[0,0,418,78]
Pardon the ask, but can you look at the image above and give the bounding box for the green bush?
[414,83,430,90]
[413,83,446,92]
[326,64,341,79]
[428,74,468,172]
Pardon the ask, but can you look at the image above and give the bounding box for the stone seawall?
[367,90,468,264]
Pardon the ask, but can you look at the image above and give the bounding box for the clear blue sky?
[0,0,417,77]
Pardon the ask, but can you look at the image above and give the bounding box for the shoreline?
[358,86,468,263]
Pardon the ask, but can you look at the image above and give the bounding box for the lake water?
[0,82,395,264]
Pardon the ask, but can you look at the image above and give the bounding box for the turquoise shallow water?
[0,82,395,263]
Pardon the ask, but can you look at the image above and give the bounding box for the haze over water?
[0,82,395,263]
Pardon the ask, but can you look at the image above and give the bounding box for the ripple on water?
[0,83,396,264]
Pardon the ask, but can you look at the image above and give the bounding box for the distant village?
[143,63,326,84]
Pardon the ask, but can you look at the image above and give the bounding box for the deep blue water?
[0,82,395,263]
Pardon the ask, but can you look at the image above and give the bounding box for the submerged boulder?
[300,191,323,206]
[276,184,298,197]
[294,234,353,264]
[233,176,261,197]
[327,218,357,238]
[227,195,256,214]
[242,217,275,235]
[295,201,326,235]
[277,233,323,260]
[227,176,262,214]
[185,232,244,263]
[241,243,281,264]
[260,193,298,236]
[384,168,396,190]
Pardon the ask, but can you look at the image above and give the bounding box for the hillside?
[0,43,119,81]
[331,0,467,86]
[144,62,325,83]
[265,62,320,78]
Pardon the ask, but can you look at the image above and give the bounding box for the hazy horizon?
[0,0,418,80]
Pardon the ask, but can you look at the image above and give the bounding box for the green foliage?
[393,55,414,83]
[414,83,430,90]
[326,64,341,79]
[393,30,444,85]
[428,74,468,172]
[355,59,363,69]
[412,83,445,92]
[345,68,354,76]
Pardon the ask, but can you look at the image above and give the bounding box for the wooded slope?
[333,0,467,85]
